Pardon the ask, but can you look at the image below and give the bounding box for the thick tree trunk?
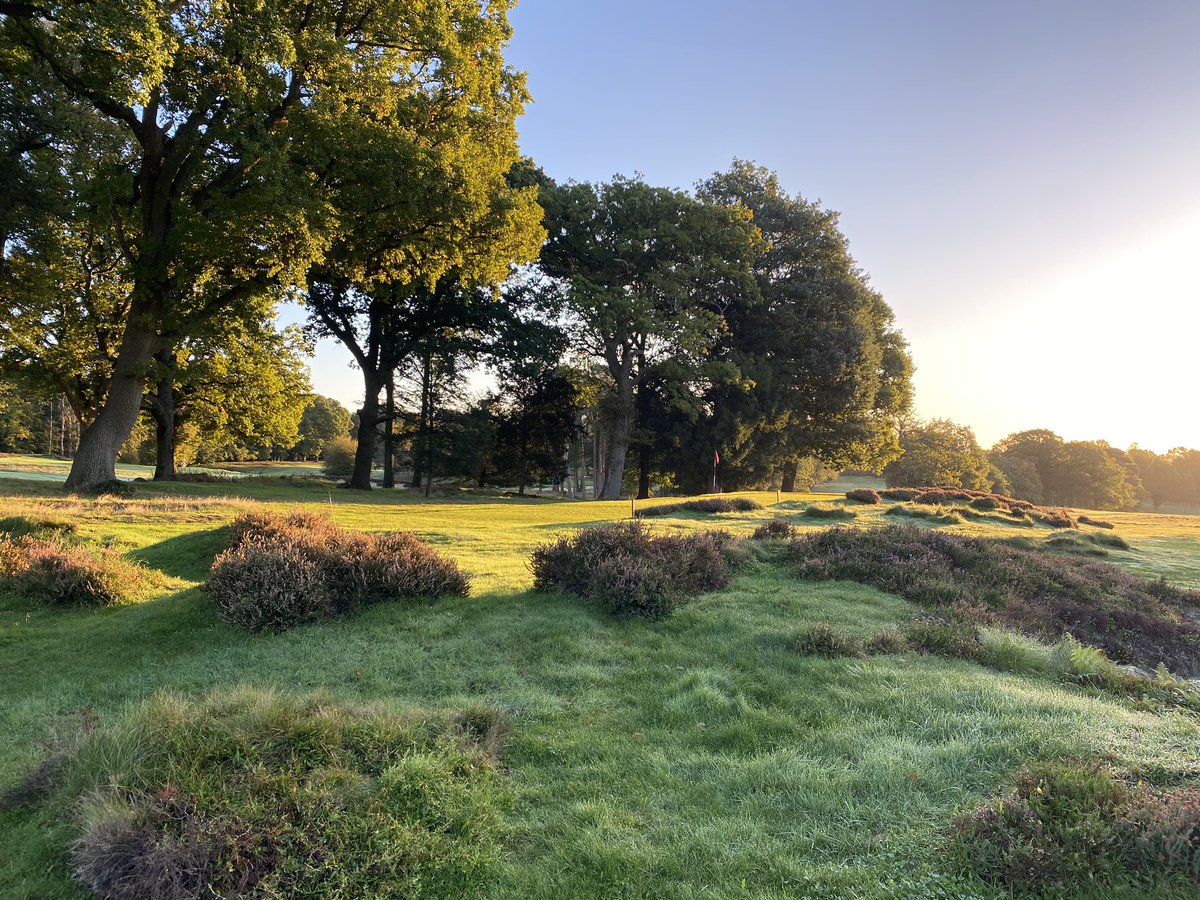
[598,404,632,500]
[781,460,798,493]
[382,376,395,489]
[350,374,381,490]
[65,316,160,491]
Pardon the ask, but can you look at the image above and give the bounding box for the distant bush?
[951,760,1200,892]
[802,503,857,521]
[0,537,148,607]
[322,436,357,478]
[752,519,795,540]
[1,688,508,899]
[1080,515,1116,529]
[206,511,469,632]
[530,522,734,618]
[782,525,1200,675]
[880,486,1076,528]
[879,488,920,501]
[174,470,237,483]
[637,497,761,517]
[845,488,881,504]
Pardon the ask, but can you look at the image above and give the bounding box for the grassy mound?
[844,488,882,504]
[530,522,734,617]
[752,518,795,540]
[1,688,508,900]
[884,504,965,526]
[206,511,470,633]
[783,525,1200,676]
[0,536,149,607]
[951,760,1200,894]
[802,503,857,521]
[636,497,761,517]
[0,515,76,539]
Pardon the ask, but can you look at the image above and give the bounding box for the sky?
[296,0,1200,453]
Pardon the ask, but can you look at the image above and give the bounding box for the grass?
[1,478,1199,897]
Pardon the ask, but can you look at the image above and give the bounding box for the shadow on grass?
[130,527,229,582]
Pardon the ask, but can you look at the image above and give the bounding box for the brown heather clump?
[205,511,469,633]
[530,522,736,618]
[636,497,761,517]
[844,488,882,504]
[0,536,149,607]
[879,486,1077,528]
[752,518,795,540]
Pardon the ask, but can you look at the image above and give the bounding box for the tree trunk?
[781,460,798,493]
[350,374,381,490]
[382,375,395,489]
[410,352,432,488]
[637,445,651,500]
[598,405,632,500]
[65,316,160,491]
[150,349,178,481]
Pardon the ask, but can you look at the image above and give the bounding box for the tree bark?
[65,314,160,490]
[598,401,632,500]
[349,373,381,490]
[410,351,432,488]
[149,349,178,481]
[781,459,798,493]
[637,445,651,500]
[382,375,395,489]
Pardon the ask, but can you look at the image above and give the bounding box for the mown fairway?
[2,474,1200,898]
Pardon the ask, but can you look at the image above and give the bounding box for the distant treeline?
[884,420,1200,511]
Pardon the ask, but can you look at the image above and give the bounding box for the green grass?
[2,479,1199,898]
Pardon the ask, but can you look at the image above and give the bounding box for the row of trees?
[1,3,911,495]
[886,420,1200,511]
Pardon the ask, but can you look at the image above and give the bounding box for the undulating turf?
[2,475,1199,898]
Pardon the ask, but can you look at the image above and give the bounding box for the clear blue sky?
[300,0,1200,452]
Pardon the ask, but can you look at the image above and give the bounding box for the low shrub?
[863,627,908,655]
[880,486,1077,528]
[1080,515,1116,529]
[637,497,761,517]
[0,515,76,539]
[752,519,795,540]
[845,488,881,504]
[791,623,864,657]
[903,615,982,660]
[1046,530,1131,555]
[802,503,857,521]
[951,761,1200,892]
[969,496,1000,511]
[879,488,920,501]
[530,523,734,618]
[782,525,1200,675]
[0,537,148,607]
[2,688,508,899]
[206,511,469,633]
[322,436,357,478]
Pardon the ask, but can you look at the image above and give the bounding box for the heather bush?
[802,503,857,520]
[3,688,508,899]
[951,761,1200,893]
[637,497,761,517]
[530,522,734,618]
[844,488,881,504]
[1118,787,1200,882]
[950,760,1128,892]
[782,525,1200,675]
[879,488,920,501]
[752,518,795,540]
[206,511,469,632]
[0,536,149,607]
[791,623,864,657]
[1080,515,1116,529]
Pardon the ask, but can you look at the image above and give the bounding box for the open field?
[2,478,1200,897]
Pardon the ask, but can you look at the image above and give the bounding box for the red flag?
[714,450,720,464]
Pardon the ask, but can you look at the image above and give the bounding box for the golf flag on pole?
[714,450,720,464]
